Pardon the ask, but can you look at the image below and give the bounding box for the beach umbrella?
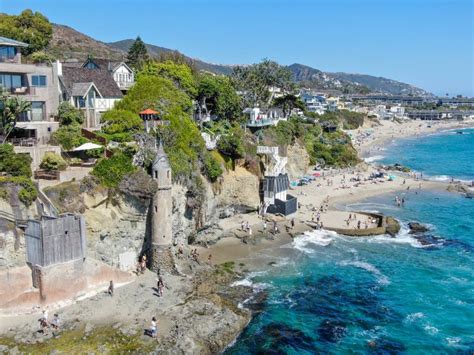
[72,142,103,151]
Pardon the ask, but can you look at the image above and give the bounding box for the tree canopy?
[101,109,142,135]
[126,36,149,72]
[0,94,31,143]
[272,94,306,117]
[197,74,242,121]
[0,10,53,55]
[233,59,294,107]
[139,60,198,97]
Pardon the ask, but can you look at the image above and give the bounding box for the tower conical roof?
[152,141,170,169]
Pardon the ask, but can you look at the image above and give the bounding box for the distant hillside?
[47,24,124,60]
[47,24,430,95]
[330,72,431,96]
[108,39,233,75]
[288,63,432,96]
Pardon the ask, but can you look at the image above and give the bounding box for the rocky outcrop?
[216,167,260,211]
[286,142,311,179]
[408,222,429,234]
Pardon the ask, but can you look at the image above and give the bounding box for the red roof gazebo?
[139,109,160,121]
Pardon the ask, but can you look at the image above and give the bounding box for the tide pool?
[226,128,474,354]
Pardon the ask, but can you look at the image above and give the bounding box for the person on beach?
[263,221,267,231]
[157,276,164,297]
[40,309,49,334]
[150,317,158,338]
[357,221,361,229]
[108,280,114,296]
[208,254,212,266]
[51,314,60,333]
[291,219,295,229]
[248,226,253,236]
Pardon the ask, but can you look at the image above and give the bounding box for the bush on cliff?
[92,152,136,189]
[0,143,32,178]
[0,176,37,205]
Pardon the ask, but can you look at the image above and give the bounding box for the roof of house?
[61,67,123,98]
[71,82,102,98]
[0,36,28,47]
[83,57,131,72]
[139,109,159,115]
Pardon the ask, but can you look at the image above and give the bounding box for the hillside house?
[0,36,62,167]
[244,107,286,128]
[81,57,135,93]
[60,62,123,129]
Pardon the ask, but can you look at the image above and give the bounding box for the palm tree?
[0,94,32,143]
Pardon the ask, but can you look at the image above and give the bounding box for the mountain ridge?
[47,24,431,96]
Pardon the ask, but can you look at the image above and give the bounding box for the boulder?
[408,222,429,234]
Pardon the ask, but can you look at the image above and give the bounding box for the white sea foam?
[364,155,385,163]
[231,270,268,288]
[292,230,335,254]
[365,224,424,248]
[424,324,439,335]
[339,260,390,285]
[446,337,461,346]
[405,312,425,323]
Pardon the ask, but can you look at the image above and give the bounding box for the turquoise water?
[377,128,474,182]
[226,129,474,354]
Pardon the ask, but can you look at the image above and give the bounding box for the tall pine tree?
[126,36,149,72]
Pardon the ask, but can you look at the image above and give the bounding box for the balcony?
[0,54,21,64]
[116,80,135,90]
[1,86,36,95]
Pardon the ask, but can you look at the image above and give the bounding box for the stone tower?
[150,141,173,273]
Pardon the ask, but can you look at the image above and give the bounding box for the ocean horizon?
[226,127,474,354]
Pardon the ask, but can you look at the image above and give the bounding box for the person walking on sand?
[157,276,164,297]
[208,254,212,266]
[263,221,267,231]
[357,221,361,229]
[108,280,114,296]
[291,219,295,229]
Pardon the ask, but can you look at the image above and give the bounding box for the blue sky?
[2,0,473,96]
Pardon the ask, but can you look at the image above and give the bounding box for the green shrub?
[30,51,55,63]
[92,152,136,188]
[0,176,37,206]
[202,153,223,182]
[51,124,87,151]
[101,109,142,135]
[57,102,84,126]
[0,144,32,178]
[40,152,67,171]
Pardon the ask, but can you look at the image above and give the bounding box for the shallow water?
[226,128,474,354]
[376,127,474,182]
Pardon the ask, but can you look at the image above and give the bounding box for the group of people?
[395,195,405,207]
[38,309,60,335]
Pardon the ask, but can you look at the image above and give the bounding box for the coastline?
[1,119,473,353]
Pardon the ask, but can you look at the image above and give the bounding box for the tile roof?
[62,66,123,98]
[0,36,28,47]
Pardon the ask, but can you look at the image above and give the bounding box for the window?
[0,46,16,59]
[31,75,47,87]
[31,102,45,121]
[84,61,98,69]
[0,73,23,89]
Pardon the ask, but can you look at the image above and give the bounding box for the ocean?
[226,127,474,354]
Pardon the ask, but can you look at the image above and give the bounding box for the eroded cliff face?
[40,165,260,269]
[0,193,37,269]
[286,142,311,179]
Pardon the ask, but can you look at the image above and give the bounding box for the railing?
[0,55,21,64]
[116,80,134,89]
[247,119,279,127]
[1,87,35,95]
[8,137,38,146]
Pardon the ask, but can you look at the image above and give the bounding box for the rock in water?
[408,222,429,234]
